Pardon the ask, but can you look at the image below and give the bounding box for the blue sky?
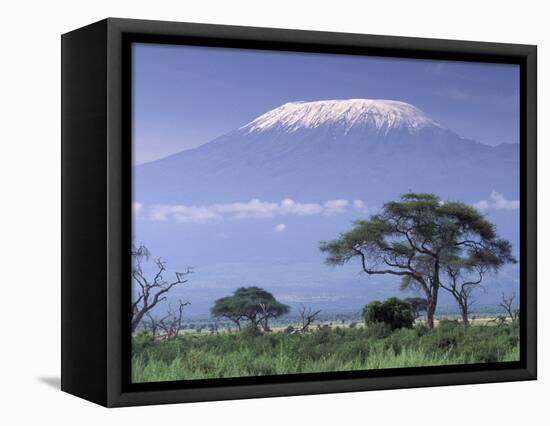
[133,43,520,164]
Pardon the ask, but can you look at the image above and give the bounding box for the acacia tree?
[210,295,244,330]
[211,287,289,331]
[320,193,515,328]
[131,244,192,332]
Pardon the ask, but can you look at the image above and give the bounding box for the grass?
[131,321,520,383]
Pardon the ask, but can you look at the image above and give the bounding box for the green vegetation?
[131,193,520,383]
[362,297,415,330]
[132,321,520,383]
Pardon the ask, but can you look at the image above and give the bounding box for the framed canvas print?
[61,18,537,407]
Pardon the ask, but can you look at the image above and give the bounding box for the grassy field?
[132,320,520,383]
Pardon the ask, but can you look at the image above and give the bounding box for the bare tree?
[143,312,160,339]
[296,304,321,333]
[499,292,519,322]
[142,302,190,340]
[486,314,507,326]
[152,300,190,340]
[131,244,192,332]
[440,263,488,325]
[257,301,290,331]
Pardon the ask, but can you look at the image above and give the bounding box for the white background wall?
[0,0,546,423]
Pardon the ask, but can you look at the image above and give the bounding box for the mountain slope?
[135,99,519,205]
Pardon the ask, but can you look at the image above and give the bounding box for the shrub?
[364,321,393,339]
[132,330,154,353]
[241,324,263,338]
[362,297,414,330]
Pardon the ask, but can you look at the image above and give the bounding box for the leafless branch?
[499,292,519,322]
[131,244,193,332]
[147,300,191,340]
[296,304,321,333]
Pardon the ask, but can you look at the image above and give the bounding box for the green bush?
[362,297,414,330]
[132,331,154,353]
[241,324,263,338]
[364,322,392,339]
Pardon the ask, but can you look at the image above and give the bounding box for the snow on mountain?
[240,99,443,135]
[135,98,518,206]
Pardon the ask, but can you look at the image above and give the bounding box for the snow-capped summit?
[136,96,517,211]
[240,99,443,135]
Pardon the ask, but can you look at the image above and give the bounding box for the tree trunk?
[262,317,270,332]
[461,310,469,326]
[131,310,146,333]
[460,303,470,326]
[426,261,440,328]
[426,296,436,328]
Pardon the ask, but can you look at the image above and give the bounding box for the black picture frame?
[61,17,537,407]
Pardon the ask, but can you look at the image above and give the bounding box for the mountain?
[133,99,520,317]
[135,99,519,205]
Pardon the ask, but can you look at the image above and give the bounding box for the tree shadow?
[38,376,61,390]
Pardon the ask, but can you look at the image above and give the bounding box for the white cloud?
[139,198,369,224]
[212,198,325,218]
[474,191,519,210]
[352,199,370,213]
[275,223,287,232]
[322,199,349,216]
[149,205,223,223]
[214,199,281,218]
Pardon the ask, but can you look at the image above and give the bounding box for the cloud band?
[140,198,368,224]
